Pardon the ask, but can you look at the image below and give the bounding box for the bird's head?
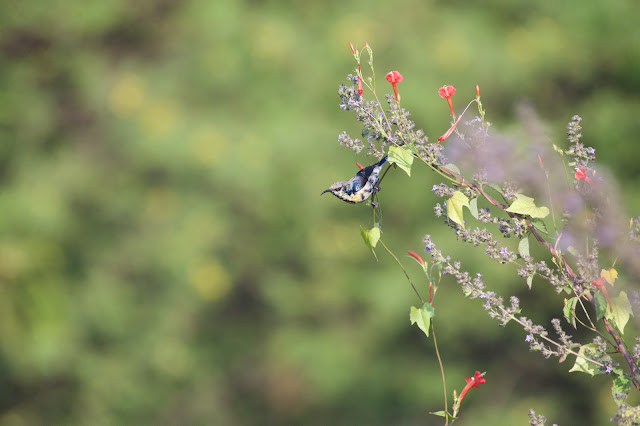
[321,181,347,197]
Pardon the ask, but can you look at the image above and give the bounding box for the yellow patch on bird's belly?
[348,190,370,203]
[343,193,362,203]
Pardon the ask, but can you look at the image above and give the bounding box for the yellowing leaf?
[388,145,413,176]
[601,268,618,286]
[446,191,469,227]
[505,194,550,219]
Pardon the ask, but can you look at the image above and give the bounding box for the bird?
[321,156,388,203]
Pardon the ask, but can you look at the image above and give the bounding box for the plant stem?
[431,321,449,425]
[379,239,424,304]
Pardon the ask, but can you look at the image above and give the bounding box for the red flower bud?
[437,114,463,142]
[407,250,425,265]
[349,42,356,54]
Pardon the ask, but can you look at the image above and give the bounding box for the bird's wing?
[349,173,367,193]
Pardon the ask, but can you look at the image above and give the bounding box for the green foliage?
[388,145,414,176]
[608,292,633,334]
[361,226,381,258]
[410,303,435,337]
[564,297,578,328]
[446,191,470,226]
[569,344,599,376]
[505,194,550,219]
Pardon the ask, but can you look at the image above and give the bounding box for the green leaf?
[569,344,598,376]
[388,145,413,176]
[486,183,503,194]
[563,297,578,328]
[593,292,608,321]
[505,194,550,219]
[446,191,469,227]
[443,163,461,176]
[360,227,380,260]
[518,237,530,258]
[469,197,479,219]
[526,275,533,290]
[612,375,632,405]
[531,218,549,234]
[606,291,633,334]
[361,226,380,248]
[430,411,454,420]
[410,303,435,338]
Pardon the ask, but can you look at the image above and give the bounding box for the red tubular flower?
[349,42,356,54]
[575,167,593,185]
[385,71,403,102]
[407,250,425,265]
[538,154,544,168]
[438,85,456,117]
[458,371,486,404]
[476,84,480,98]
[357,70,363,95]
[437,114,463,142]
[356,162,364,170]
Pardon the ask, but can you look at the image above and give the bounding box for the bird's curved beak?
[320,188,332,196]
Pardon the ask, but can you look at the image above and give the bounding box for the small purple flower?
[525,334,533,343]
[476,273,483,278]
[605,365,612,374]
[432,185,439,192]
[499,247,509,257]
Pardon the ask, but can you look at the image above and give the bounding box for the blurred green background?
[1,0,639,424]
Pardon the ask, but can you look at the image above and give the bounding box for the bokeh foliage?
[0,0,639,424]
